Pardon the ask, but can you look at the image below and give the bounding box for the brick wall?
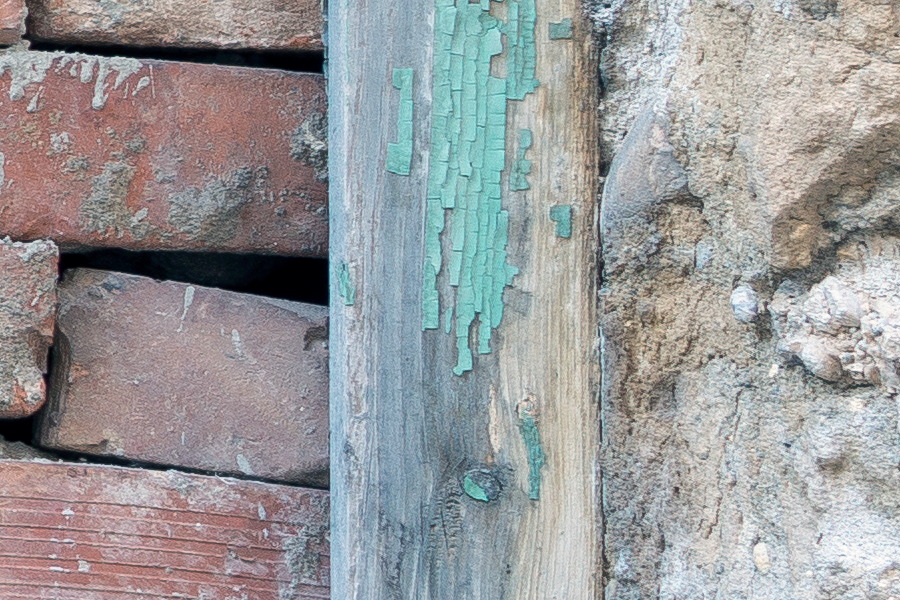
[0,1,329,597]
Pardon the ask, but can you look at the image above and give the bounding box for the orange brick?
[0,0,24,45]
[0,459,330,599]
[0,50,327,257]
[0,238,58,419]
[27,0,323,52]
[39,269,329,485]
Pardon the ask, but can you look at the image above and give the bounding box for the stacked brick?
[0,461,330,599]
[39,269,329,486]
[0,52,327,256]
[27,0,324,52]
[0,0,25,44]
[0,0,330,597]
[0,238,58,418]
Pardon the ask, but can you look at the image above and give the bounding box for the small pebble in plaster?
[731,284,760,323]
[694,240,714,270]
[753,542,772,574]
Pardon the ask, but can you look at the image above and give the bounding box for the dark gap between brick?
[0,423,328,489]
[0,414,36,443]
[59,249,329,306]
[26,40,325,74]
[36,446,329,490]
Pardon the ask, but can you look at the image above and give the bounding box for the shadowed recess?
[60,249,329,305]
[26,40,325,73]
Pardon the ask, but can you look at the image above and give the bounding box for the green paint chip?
[386,68,415,175]
[463,474,491,502]
[549,18,574,40]
[505,0,540,100]
[424,0,538,375]
[442,306,454,334]
[549,204,573,239]
[337,262,356,306]
[520,415,546,501]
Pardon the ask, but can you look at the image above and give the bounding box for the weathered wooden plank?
[329,0,600,598]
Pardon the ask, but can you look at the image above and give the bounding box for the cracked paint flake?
[504,0,539,100]
[423,0,538,375]
[549,204,573,238]
[337,262,356,306]
[519,408,546,500]
[463,474,491,502]
[548,18,574,39]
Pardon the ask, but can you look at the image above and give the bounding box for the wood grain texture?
[329,0,600,597]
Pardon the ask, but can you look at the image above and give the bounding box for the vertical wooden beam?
[329,0,600,597]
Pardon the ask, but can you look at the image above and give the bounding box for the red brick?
[0,459,330,599]
[0,0,25,46]
[38,269,329,485]
[27,0,323,52]
[0,50,327,257]
[0,238,58,419]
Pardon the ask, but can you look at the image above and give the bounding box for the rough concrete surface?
[0,50,328,257]
[0,459,330,599]
[590,0,899,598]
[0,237,58,419]
[26,0,323,52]
[39,269,329,487]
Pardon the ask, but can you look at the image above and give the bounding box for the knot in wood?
[461,469,502,503]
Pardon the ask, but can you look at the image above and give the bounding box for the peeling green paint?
[386,68,414,175]
[549,204,573,239]
[548,18,574,40]
[337,263,356,306]
[463,474,491,502]
[509,128,533,191]
[462,468,502,502]
[505,0,540,100]
[519,414,546,500]
[424,0,538,375]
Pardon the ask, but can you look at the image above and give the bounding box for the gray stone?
[730,285,760,323]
